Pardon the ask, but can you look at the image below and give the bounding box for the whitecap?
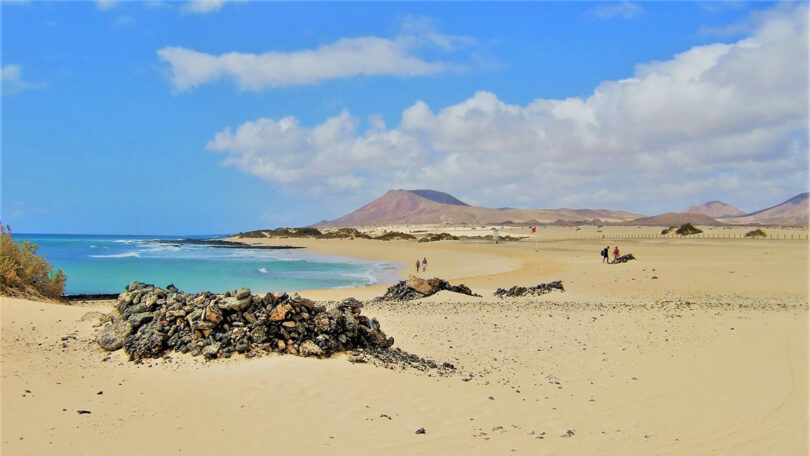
[257,267,268,273]
[89,251,141,258]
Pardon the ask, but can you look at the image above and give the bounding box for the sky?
[1,0,808,235]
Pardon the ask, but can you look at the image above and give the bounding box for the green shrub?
[744,229,767,238]
[661,226,677,235]
[374,231,416,241]
[0,225,66,300]
[675,223,703,236]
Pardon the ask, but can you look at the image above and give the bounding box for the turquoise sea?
[15,234,401,295]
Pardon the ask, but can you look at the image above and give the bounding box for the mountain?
[409,189,469,206]
[315,189,644,227]
[720,192,809,226]
[626,212,724,227]
[683,201,744,218]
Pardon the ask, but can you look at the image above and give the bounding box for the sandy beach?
[2,226,808,455]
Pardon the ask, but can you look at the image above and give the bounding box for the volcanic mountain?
[316,189,644,227]
[683,201,745,218]
[626,212,725,227]
[719,192,809,226]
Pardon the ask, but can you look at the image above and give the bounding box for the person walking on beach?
[415,259,421,274]
[601,246,609,263]
[613,246,620,263]
[422,257,428,273]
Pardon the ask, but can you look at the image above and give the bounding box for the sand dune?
[2,225,808,455]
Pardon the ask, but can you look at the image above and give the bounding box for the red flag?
[531,226,536,233]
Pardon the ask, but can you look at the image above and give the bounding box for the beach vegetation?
[661,226,677,235]
[675,223,703,236]
[375,231,416,241]
[0,225,66,300]
[744,229,767,238]
[319,228,372,239]
[236,227,323,238]
[418,232,460,242]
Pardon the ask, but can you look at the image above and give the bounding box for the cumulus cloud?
[158,24,468,91]
[95,0,117,10]
[181,0,245,14]
[1,64,45,95]
[207,4,808,213]
[589,1,643,20]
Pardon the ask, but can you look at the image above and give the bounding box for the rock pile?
[493,281,565,298]
[97,282,394,361]
[612,254,636,264]
[378,276,480,301]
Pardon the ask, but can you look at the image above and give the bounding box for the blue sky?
[2,1,807,235]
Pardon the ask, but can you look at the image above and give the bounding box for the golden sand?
[2,226,808,455]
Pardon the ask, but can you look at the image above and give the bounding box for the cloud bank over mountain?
[207,4,807,213]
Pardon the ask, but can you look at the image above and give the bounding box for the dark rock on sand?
[493,281,565,298]
[613,254,636,264]
[96,282,394,361]
[96,319,133,351]
[378,276,480,301]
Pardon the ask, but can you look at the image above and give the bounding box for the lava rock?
[378,276,480,301]
[96,282,395,362]
[494,281,565,298]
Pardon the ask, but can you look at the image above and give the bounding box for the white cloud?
[1,64,45,95]
[181,0,245,14]
[158,24,468,91]
[95,0,117,10]
[589,1,643,20]
[207,4,808,213]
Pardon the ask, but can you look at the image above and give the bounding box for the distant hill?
[409,189,469,206]
[315,189,644,227]
[720,192,809,226]
[626,212,724,227]
[683,201,744,218]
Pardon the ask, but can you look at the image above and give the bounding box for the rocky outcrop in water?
[493,281,565,298]
[378,276,480,301]
[96,282,394,361]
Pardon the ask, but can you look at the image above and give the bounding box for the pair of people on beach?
[415,257,427,273]
[601,246,620,263]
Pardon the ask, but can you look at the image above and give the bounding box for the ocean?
[14,234,401,295]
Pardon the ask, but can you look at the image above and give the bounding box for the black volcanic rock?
[97,282,394,361]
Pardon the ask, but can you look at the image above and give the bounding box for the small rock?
[77,410,92,415]
[299,340,324,357]
[415,428,426,434]
[235,288,251,300]
[269,303,293,321]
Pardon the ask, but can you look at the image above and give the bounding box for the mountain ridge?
[314,190,809,228]
[683,201,745,218]
[719,192,809,226]
[316,189,643,227]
